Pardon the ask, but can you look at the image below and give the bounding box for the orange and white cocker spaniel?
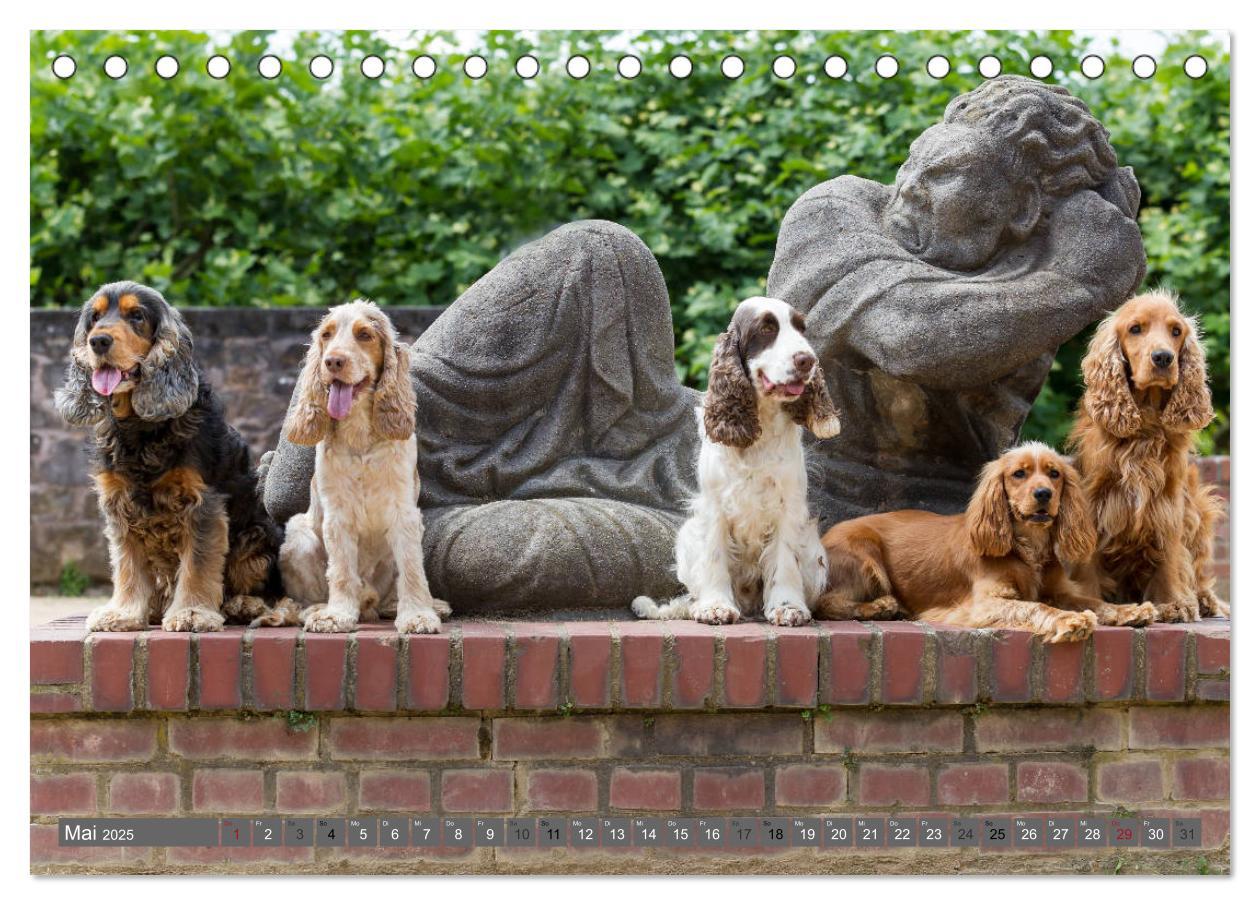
[273,300,450,634]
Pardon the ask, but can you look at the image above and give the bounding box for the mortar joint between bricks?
[188,633,201,711]
[976,628,995,704]
[661,632,677,710]
[869,624,885,705]
[133,634,147,712]
[450,626,466,712]
[609,627,624,709]
[293,631,309,711]
[241,627,257,709]
[921,624,939,703]
[396,632,409,711]
[714,632,730,707]
[1028,631,1047,702]
[503,627,520,710]
[557,626,572,712]
[345,633,360,711]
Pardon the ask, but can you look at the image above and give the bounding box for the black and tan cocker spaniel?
[55,281,288,632]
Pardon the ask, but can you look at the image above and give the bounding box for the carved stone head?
[883,75,1138,272]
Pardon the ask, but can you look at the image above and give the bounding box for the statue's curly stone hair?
[944,75,1135,212]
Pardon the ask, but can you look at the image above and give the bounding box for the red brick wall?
[30,617,1230,874]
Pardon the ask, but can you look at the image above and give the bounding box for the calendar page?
[28,26,1230,881]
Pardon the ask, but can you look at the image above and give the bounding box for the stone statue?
[767,76,1146,523]
[263,75,1144,611]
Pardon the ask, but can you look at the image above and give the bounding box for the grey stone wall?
[30,307,442,586]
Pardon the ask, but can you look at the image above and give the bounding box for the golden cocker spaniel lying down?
[816,442,1157,642]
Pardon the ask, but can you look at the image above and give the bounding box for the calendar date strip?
[56,814,1204,850]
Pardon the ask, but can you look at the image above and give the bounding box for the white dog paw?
[302,606,359,633]
[691,601,741,625]
[766,603,812,626]
[395,610,443,634]
[161,606,225,633]
[86,604,147,633]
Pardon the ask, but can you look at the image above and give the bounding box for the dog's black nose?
[1152,349,1174,369]
[88,334,113,355]
[324,354,345,372]
[792,351,816,375]
[1033,487,1053,504]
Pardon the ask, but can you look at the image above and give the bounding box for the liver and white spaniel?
[275,300,450,633]
[633,296,840,625]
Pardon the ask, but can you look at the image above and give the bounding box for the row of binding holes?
[49,52,1211,81]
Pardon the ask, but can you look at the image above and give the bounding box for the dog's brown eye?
[357,330,372,342]
[1049,469,1060,479]
[1012,469,1026,479]
[1172,326,1182,337]
[321,330,332,340]
[1129,324,1142,335]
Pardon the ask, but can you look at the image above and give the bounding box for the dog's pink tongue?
[327,381,354,420]
[91,366,122,396]
[784,382,805,397]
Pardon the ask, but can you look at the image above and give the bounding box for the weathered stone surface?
[767,76,1146,524]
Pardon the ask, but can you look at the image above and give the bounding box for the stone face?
[767,76,1146,524]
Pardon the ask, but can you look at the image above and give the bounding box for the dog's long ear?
[703,330,760,448]
[966,458,1014,558]
[1053,460,1097,564]
[284,325,331,446]
[1081,313,1142,438]
[1162,316,1214,431]
[54,305,108,426]
[130,300,199,422]
[786,364,841,439]
[373,340,417,441]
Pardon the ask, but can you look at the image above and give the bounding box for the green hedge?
[30,29,1230,451]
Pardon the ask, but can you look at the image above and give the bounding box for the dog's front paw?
[691,600,741,625]
[395,609,443,634]
[86,604,147,633]
[1045,610,1097,644]
[161,606,225,633]
[1155,600,1199,624]
[1101,601,1159,627]
[1199,590,1229,619]
[221,595,268,623]
[429,597,453,618]
[302,606,359,633]
[766,603,812,626]
[859,595,901,620]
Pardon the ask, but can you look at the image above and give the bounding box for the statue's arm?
[776,190,1145,390]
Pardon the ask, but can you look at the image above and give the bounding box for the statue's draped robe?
[767,176,1145,525]
[263,221,700,612]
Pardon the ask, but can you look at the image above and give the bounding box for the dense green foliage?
[31,30,1230,450]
